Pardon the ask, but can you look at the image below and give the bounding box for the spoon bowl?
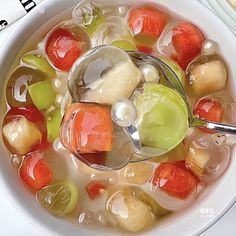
[63,46,236,171]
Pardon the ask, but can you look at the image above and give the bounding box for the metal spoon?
[127,51,236,135]
[64,46,236,171]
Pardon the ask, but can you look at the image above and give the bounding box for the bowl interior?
[1,0,236,235]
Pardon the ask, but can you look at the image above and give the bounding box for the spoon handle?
[191,118,236,134]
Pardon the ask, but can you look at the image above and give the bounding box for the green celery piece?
[28,80,56,110]
[22,54,56,78]
[134,83,188,151]
[47,108,62,142]
[111,40,137,51]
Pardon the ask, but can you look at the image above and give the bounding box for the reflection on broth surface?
[1,0,235,233]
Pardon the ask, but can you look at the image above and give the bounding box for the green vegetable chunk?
[134,83,188,151]
[47,108,62,142]
[111,40,137,51]
[37,180,79,216]
[22,54,56,78]
[28,80,56,110]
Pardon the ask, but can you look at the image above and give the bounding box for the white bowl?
[0,0,236,235]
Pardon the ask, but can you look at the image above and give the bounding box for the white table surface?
[1,4,236,236]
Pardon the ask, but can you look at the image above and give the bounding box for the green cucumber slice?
[28,80,56,110]
[134,83,188,151]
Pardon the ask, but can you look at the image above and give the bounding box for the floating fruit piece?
[28,80,56,110]
[46,27,90,72]
[128,5,167,40]
[120,162,153,185]
[46,108,62,142]
[134,83,189,151]
[151,162,198,199]
[22,54,56,78]
[172,22,205,70]
[186,136,230,182]
[159,56,185,85]
[68,46,141,105]
[72,1,105,35]
[186,143,210,177]
[193,97,224,133]
[19,152,52,191]
[151,143,186,163]
[134,187,171,216]
[111,39,137,51]
[85,181,107,200]
[106,187,153,232]
[3,117,42,155]
[83,59,141,105]
[91,16,130,46]
[3,106,48,154]
[37,180,79,216]
[60,103,113,154]
[187,54,228,97]
[6,67,47,107]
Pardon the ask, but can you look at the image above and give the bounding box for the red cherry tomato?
[46,28,82,72]
[85,181,107,200]
[4,106,49,152]
[129,5,167,39]
[151,162,198,199]
[60,103,113,154]
[193,98,224,133]
[19,152,53,191]
[172,22,205,70]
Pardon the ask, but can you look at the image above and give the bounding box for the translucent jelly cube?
[6,67,47,107]
[119,162,154,185]
[186,54,228,97]
[193,91,234,124]
[60,103,134,170]
[150,182,203,211]
[158,20,205,70]
[43,21,91,72]
[72,1,105,36]
[186,135,230,183]
[102,5,129,17]
[157,20,181,57]
[106,187,154,232]
[68,46,141,106]
[3,117,42,155]
[78,209,96,226]
[91,16,131,46]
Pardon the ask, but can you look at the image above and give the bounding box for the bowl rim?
[0,0,236,235]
